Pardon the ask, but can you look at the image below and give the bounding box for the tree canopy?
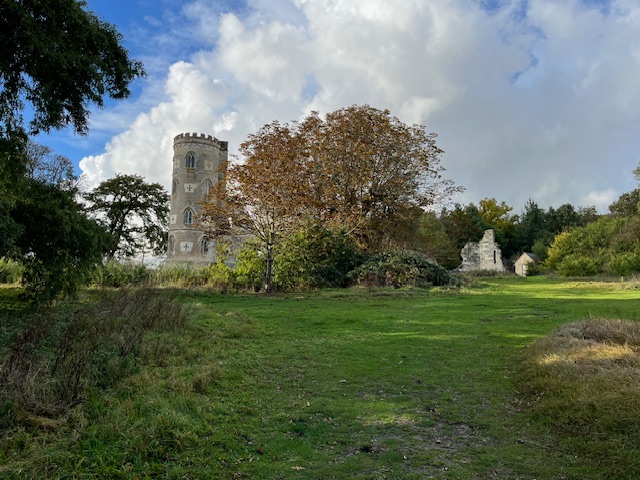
[0,0,144,139]
[85,174,169,260]
[200,105,462,291]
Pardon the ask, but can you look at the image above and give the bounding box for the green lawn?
[1,277,639,479]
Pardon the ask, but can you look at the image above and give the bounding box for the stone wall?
[457,229,506,272]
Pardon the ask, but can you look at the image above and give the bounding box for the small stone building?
[514,252,538,276]
[457,229,506,272]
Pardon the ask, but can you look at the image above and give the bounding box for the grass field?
[1,277,639,479]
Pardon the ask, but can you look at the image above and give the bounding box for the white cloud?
[78,0,640,213]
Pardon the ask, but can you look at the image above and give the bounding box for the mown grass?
[1,277,639,479]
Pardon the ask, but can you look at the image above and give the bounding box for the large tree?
[200,105,461,290]
[0,0,144,259]
[84,174,169,260]
[0,0,144,139]
[12,178,110,302]
[303,105,462,250]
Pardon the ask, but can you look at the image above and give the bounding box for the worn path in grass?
[160,278,639,479]
[2,278,639,479]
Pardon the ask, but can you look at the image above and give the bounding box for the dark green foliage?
[11,179,110,302]
[349,251,450,288]
[0,0,144,138]
[274,224,362,290]
[85,174,169,260]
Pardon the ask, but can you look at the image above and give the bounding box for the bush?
[0,258,23,284]
[274,224,362,290]
[609,250,640,276]
[91,261,150,287]
[0,288,188,416]
[349,251,449,288]
[232,240,265,292]
[556,255,601,277]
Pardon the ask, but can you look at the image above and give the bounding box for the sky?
[37,0,640,213]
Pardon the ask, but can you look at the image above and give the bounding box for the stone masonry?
[457,229,506,272]
[166,133,228,263]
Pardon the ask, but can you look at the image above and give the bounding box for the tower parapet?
[167,132,228,263]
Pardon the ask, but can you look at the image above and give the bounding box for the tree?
[440,203,489,251]
[84,174,169,260]
[517,199,548,252]
[199,121,312,292]
[609,189,640,217]
[12,179,110,302]
[25,140,76,188]
[0,0,144,139]
[200,105,462,291]
[303,105,462,250]
[477,197,519,258]
[0,0,144,260]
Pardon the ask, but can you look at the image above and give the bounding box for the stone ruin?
[457,229,506,272]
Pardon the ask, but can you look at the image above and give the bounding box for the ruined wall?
[458,229,506,272]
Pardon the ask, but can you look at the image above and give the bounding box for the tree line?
[3,1,640,302]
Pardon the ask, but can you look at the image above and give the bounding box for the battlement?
[174,132,226,149]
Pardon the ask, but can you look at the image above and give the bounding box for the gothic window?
[203,179,213,196]
[186,152,196,168]
[200,237,209,254]
[168,235,175,254]
[172,179,178,195]
[183,208,194,225]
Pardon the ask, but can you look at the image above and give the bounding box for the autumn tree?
[200,105,461,291]
[84,174,169,260]
[303,105,462,250]
[199,121,312,292]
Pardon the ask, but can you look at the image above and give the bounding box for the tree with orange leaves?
[199,105,462,291]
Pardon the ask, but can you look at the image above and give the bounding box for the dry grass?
[518,318,640,478]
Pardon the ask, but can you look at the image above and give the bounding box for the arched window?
[183,208,194,225]
[168,235,175,254]
[172,179,178,195]
[186,152,196,168]
[200,237,209,254]
[203,179,213,196]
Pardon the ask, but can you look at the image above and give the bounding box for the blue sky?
[37,0,640,212]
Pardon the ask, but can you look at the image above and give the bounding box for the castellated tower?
[167,132,228,263]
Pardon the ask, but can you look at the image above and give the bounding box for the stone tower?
[167,132,228,263]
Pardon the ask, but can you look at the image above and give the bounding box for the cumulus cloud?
[79,0,640,213]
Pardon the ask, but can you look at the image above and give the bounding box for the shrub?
[556,255,601,277]
[0,288,188,416]
[231,240,265,292]
[349,251,449,288]
[91,261,150,287]
[0,258,23,284]
[274,224,362,290]
[609,250,640,276]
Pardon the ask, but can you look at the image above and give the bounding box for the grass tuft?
[517,318,640,477]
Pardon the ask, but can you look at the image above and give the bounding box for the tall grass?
[517,318,640,478]
[0,288,188,418]
[0,258,23,284]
